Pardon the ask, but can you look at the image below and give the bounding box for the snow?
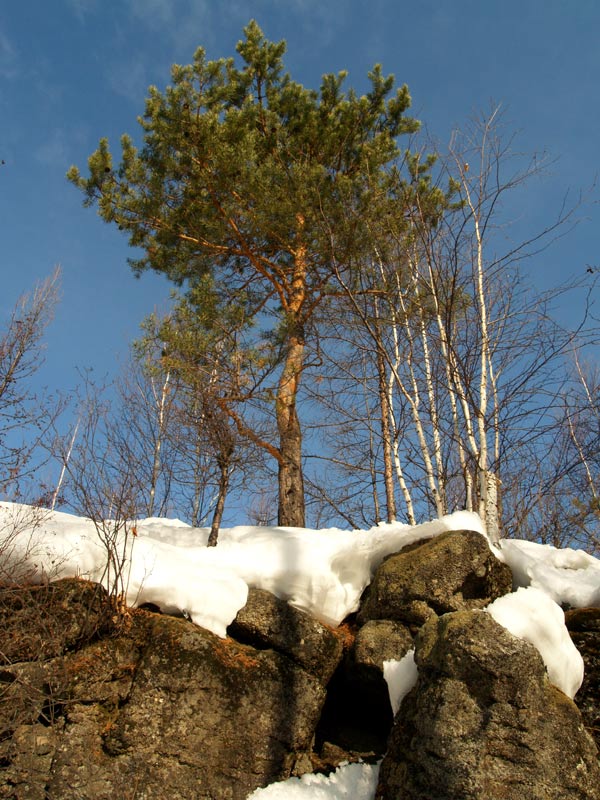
[497,538,600,608]
[1,500,598,800]
[246,761,380,799]
[383,651,418,715]
[0,502,486,637]
[486,587,584,698]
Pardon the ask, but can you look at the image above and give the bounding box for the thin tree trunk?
[390,285,444,517]
[148,369,171,517]
[360,354,382,524]
[460,157,494,533]
[425,254,474,512]
[376,338,397,522]
[191,426,204,527]
[407,253,447,515]
[388,382,416,524]
[207,456,231,547]
[52,416,80,511]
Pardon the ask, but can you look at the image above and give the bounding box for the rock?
[227,587,343,683]
[566,607,600,753]
[359,529,513,629]
[1,553,597,799]
[0,638,140,798]
[64,616,325,798]
[1,723,61,800]
[352,619,413,674]
[0,579,113,662]
[0,592,328,800]
[377,610,600,800]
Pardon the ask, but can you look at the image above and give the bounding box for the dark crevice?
[313,658,393,758]
[227,626,271,652]
[460,573,490,600]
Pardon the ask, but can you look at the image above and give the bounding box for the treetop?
[67,20,426,318]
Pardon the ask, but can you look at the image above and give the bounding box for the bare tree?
[144,304,269,543]
[507,354,600,553]
[0,503,55,585]
[54,381,139,614]
[0,268,62,502]
[308,108,595,544]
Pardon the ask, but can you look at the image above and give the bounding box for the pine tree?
[68,21,420,526]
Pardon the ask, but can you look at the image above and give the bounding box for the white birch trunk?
[389,287,444,517]
[147,369,171,517]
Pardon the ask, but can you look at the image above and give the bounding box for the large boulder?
[359,529,513,629]
[227,587,343,683]
[0,581,328,800]
[351,619,414,675]
[377,610,600,800]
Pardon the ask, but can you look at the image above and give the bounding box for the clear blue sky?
[1,0,599,396]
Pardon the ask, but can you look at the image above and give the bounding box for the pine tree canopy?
[67,20,421,321]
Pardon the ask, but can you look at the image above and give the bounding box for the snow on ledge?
[0,502,486,637]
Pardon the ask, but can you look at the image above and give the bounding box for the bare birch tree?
[309,108,593,543]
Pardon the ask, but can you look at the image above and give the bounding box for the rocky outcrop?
[376,610,600,800]
[1,531,598,799]
[358,529,513,629]
[0,581,337,800]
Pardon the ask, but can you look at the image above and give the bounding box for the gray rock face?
[359,529,513,629]
[566,607,600,754]
[0,580,329,800]
[227,587,343,683]
[377,610,600,800]
[351,619,413,674]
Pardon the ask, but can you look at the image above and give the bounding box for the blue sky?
[1,0,599,400]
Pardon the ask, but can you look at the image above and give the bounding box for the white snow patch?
[383,651,418,715]
[497,538,600,608]
[245,761,380,799]
[486,586,584,698]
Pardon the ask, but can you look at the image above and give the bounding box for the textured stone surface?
[1,562,598,799]
[228,587,343,683]
[351,619,413,673]
[377,610,600,800]
[0,583,327,800]
[359,529,513,628]
[0,579,112,662]
[566,607,600,754]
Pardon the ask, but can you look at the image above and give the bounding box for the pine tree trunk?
[275,217,308,528]
[276,326,306,527]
